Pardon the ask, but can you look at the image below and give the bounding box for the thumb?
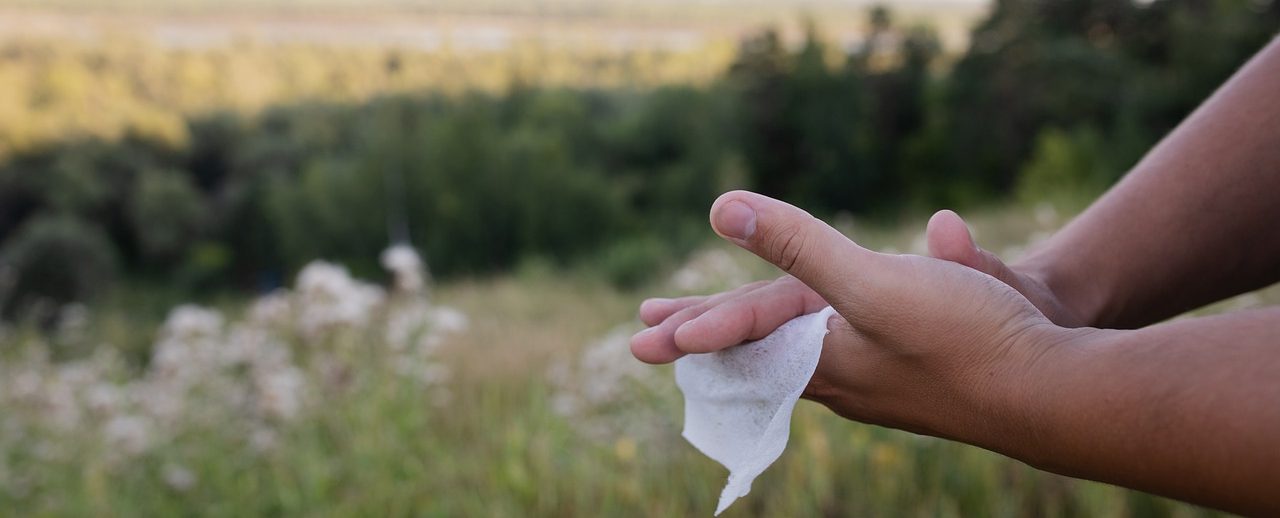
[709,190,897,316]
[925,209,1021,288]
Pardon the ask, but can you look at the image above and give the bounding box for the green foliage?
[943,0,1279,195]
[1016,126,1116,206]
[590,235,676,290]
[0,214,118,317]
[130,168,209,266]
[724,16,946,214]
[1,1,1277,310]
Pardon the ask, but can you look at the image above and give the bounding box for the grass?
[3,202,1275,517]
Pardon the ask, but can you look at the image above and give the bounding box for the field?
[0,1,983,55]
[3,0,1277,515]
[3,203,1274,517]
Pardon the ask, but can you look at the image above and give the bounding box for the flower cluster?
[547,322,677,444]
[0,245,465,488]
[381,243,430,295]
[668,248,751,295]
[547,248,757,447]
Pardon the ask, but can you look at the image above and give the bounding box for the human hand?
[923,209,1089,328]
[632,191,1070,447]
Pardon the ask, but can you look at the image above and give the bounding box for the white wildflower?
[162,463,197,492]
[295,261,384,337]
[550,322,679,444]
[670,249,750,293]
[385,299,432,352]
[9,370,42,400]
[247,290,292,327]
[84,382,123,416]
[151,312,225,387]
[577,325,659,406]
[381,244,429,294]
[103,415,153,456]
[0,250,462,465]
[133,382,185,424]
[671,268,706,292]
[162,305,224,341]
[254,365,306,421]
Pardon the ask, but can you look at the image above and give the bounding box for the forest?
[1,0,1277,318]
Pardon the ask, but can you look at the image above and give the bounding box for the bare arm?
[1018,36,1280,328]
[1011,308,1280,516]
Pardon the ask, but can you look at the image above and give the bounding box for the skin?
[632,37,1280,515]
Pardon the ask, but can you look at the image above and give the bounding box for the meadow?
[2,1,1278,515]
[3,202,1274,517]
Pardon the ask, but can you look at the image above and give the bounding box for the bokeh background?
[1,0,1278,515]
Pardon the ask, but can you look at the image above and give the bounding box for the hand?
[632,191,1070,447]
[924,209,1089,328]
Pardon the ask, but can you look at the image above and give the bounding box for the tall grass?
[2,204,1271,517]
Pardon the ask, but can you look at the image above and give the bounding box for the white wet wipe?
[674,306,837,515]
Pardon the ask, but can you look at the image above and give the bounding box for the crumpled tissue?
[674,306,837,515]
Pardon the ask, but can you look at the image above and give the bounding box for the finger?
[673,276,828,353]
[926,209,1022,289]
[630,280,770,364]
[639,296,707,326]
[708,190,899,319]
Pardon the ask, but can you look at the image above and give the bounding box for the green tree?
[0,214,118,318]
[129,167,209,267]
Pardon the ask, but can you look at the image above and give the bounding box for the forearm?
[1018,36,1280,328]
[1003,308,1280,515]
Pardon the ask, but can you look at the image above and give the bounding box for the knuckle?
[766,222,809,274]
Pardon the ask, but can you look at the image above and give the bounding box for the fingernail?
[715,200,757,240]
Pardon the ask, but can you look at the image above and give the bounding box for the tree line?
[1,0,1276,317]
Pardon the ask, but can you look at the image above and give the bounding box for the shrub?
[589,235,673,290]
[1015,126,1115,206]
[0,214,118,317]
[129,167,209,267]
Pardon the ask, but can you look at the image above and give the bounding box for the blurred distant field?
[1,0,1277,515]
[0,0,983,50]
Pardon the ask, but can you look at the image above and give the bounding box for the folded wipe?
[674,306,837,515]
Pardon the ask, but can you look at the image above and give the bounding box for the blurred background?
[0,0,1277,515]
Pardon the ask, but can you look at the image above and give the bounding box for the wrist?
[964,322,1104,468]
[1015,252,1111,328]
[990,323,1113,472]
